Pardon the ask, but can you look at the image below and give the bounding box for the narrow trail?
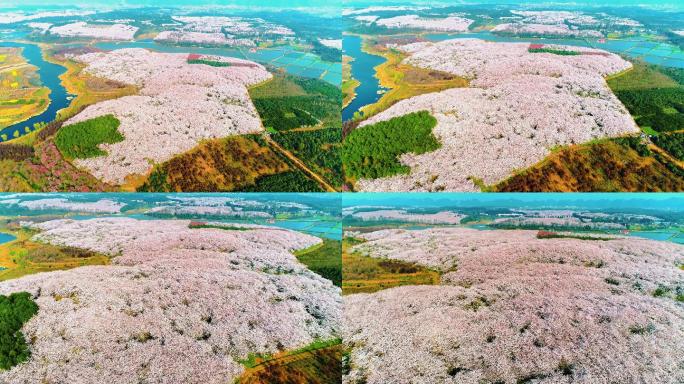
[649,143,684,170]
[288,125,326,132]
[263,133,337,192]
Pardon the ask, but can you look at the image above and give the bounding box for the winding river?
[0,42,72,142]
[342,35,387,121]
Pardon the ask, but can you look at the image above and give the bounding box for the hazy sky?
[343,193,684,211]
[3,0,681,11]
[342,0,684,10]
[1,0,341,9]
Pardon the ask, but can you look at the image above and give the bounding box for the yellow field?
[0,47,51,132]
[356,41,468,119]
[0,225,110,281]
[133,135,292,192]
[342,237,441,294]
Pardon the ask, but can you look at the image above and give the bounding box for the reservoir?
[342,34,387,121]
[0,42,72,142]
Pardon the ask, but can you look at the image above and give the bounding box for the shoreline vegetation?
[8,43,136,147]
[0,226,110,282]
[342,55,359,109]
[0,46,51,139]
[349,34,467,121]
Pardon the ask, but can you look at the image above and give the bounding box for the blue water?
[0,42,73,141]
[342,34,388,121]
[265,219,342,240]
[469,224,492,231]
[0,232,16,244]
[627,231,677,242]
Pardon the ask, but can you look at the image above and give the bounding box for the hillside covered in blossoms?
[342,2,684,192]
[342,193,684,383]
[0,193,342,383]
[0,3,342,192]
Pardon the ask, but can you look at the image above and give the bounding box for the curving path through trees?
[263,132,337,192]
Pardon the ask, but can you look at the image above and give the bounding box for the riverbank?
[0,42,71,143]
[356,41,468,120]
[342,55,359,108]
[341,34,387,121]
[0,45,52,140]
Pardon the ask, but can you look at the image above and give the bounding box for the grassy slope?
[342,237,440,295]
[138,135,290,192]
[249,74,341,132]
[249,74,307,98]
[294,239,342,287]
[235,341,342,384]
[606,63,678,91]
[608,61,684,134]
[0,227,110,281]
